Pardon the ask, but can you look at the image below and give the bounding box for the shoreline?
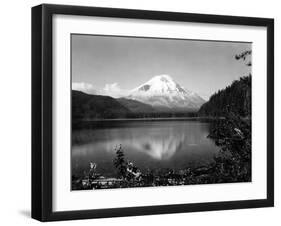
[76,116,225,122]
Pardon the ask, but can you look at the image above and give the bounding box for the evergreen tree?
[113,145,127,179]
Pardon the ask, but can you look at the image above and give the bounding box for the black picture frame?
[32,4,274,222]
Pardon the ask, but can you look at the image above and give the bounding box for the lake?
[72,119,220,178]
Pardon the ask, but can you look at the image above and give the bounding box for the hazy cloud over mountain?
[72,82,96,94]
[102,82,129,98]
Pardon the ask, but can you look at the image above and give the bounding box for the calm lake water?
[72,119,220,178]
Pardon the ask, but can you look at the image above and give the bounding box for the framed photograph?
[32,4,274,221]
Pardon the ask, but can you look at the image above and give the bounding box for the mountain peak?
[146,74,175,86]
[151,74,174,82]
[128,74,205,110]
[133,74,181,94]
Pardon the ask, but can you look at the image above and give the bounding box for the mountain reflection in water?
[72,120,220,177]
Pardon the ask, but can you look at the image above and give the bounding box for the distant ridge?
[72,90,131,120]
[72,74,207,120]
[117,98,155,113]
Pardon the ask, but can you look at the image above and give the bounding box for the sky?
[71,34,251,100]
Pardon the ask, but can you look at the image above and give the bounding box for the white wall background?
[0,0,279,225]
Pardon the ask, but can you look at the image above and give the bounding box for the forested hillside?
[72,90,131,120]
[198,75,251,117]
[117,98,155,113]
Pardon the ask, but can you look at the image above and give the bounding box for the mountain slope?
[72,90,131,120]
[117,98,155,113]
[127,74,205,110]
[198,76,251,117]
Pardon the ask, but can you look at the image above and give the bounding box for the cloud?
[102,83,129,98]
[72,82,96,94]
[104,83,121,93]
[72,82,129,97]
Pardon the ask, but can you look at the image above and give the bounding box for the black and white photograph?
[29,3,274,222]
[71,34,252,190]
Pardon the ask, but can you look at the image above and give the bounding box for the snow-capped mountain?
[127,74,205,110]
